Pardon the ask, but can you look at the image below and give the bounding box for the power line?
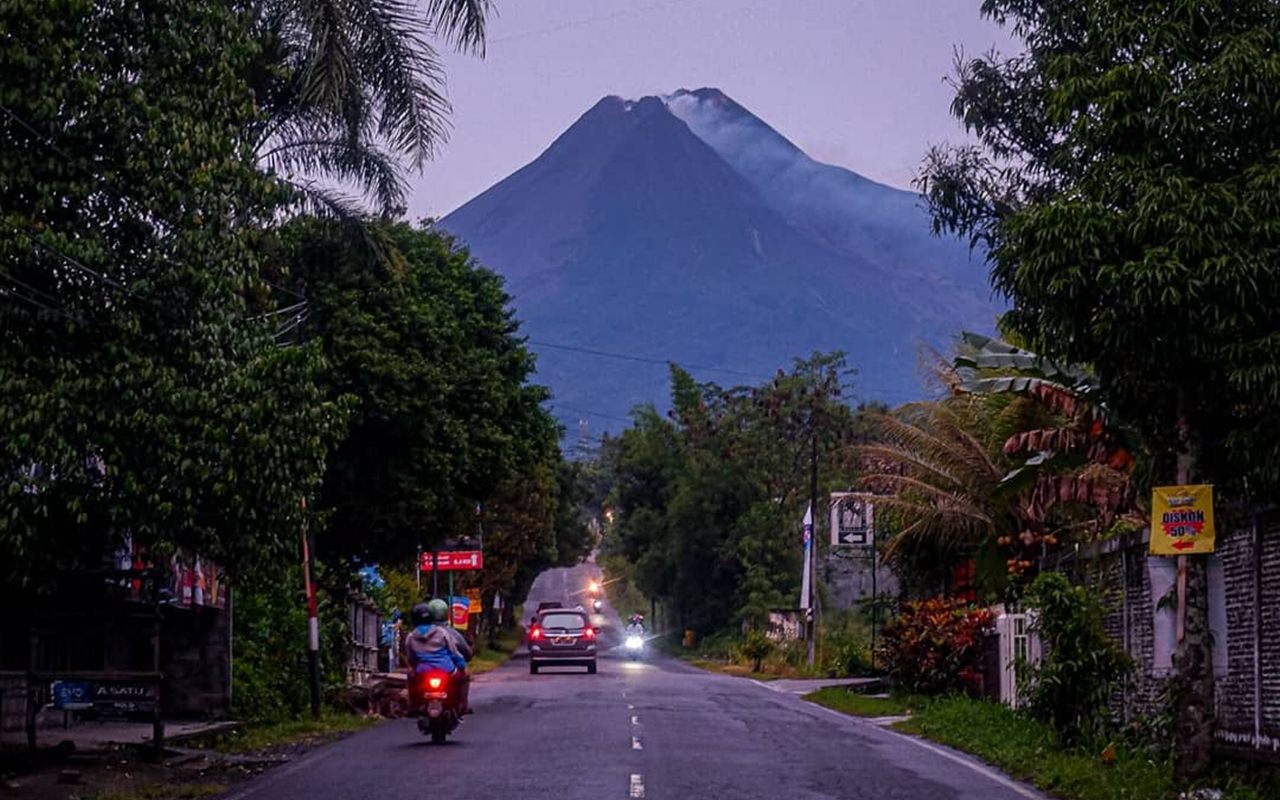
[549,402,632,425]
[528,339,771,381]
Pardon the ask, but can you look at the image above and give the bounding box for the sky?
[407,0,1014,220]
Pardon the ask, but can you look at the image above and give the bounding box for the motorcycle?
[592,598,604,613]
[624,632,645,660]
[411,670,461,744]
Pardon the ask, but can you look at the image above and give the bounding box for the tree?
[248,0,494,214]
[279,220,556,567]
[603,354,857,633]
[0,0,341,588]
[920,0,1280,778]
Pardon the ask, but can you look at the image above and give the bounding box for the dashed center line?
[631,715,640,725]
[629,773,645,798]
[632,736,643,750]
[627,703,635,710]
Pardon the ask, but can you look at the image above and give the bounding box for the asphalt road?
[224,561,1042,800]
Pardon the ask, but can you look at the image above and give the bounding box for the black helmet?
[411,602,432,626]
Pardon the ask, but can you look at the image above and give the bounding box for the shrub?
[881,598,995,695]
[1021,572,1131,744]
[741,629,774,672]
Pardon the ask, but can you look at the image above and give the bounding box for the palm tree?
[247,0,494,217]
[852,397,1020,596]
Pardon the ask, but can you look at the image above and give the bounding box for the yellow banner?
[1150,484,1215,555]
[466,588,482,613]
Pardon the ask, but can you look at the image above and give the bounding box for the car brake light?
[583,627,596,639]
[427,676,443,690]
[530,627,543,640]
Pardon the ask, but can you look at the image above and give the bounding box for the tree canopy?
[0,0,340,587]
[921,0,1280,499]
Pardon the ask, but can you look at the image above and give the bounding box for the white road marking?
[629,773,645,798]
[632,736,643,750]
[631,715,640,725]
[627,703,635,710]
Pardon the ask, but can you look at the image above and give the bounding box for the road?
[225,561,1042,800]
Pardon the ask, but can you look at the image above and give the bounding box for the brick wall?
[1067,518,1280,761]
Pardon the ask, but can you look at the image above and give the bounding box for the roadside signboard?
[51,680,93,710]
[830,493,873,547]
[466,588,482,613]
[419,550,484,571]
[1150,484,1215,555]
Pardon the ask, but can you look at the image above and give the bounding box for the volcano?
[440,89,998,438]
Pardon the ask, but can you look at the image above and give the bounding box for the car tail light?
[530,627,543,640]
[583,627,596,639]
[427,676,443,690]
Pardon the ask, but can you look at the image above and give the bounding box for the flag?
[800,503,813,611]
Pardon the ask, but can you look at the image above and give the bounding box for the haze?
[409,0,1012,219]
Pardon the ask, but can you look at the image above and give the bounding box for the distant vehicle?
[536,601,563,613]
[528,608,597,675]
[592,598,603,613]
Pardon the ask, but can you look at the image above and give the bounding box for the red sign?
[419,550,484,572]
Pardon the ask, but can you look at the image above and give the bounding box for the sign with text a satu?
[419,550,484,571]
[1150,484,1216,555]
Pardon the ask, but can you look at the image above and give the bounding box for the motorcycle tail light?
[427,676,443,690]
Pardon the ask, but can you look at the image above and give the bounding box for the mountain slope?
[441,91,998,436]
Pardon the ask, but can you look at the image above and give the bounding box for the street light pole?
[300,498,321,720]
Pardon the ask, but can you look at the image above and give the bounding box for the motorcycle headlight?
[625,636,643,649]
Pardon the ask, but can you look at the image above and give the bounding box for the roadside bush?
[881,598,994,695]
[1021,572,1131,745]
[741,629,774,672]
[232,567,350,722]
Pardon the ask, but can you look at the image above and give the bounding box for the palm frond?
[262,135,407,215]
[426,0,494,55]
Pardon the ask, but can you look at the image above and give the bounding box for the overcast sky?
[407,0,1013,220]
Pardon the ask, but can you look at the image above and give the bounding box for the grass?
[808,689,1280,800]
[86,783,227,800]
[805,686,919,717]
[202,711,379,754]
[470,627,523,675]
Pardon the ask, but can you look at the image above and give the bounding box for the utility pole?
[415,544,421,596]
[300,498,321,720]
[806,433,818,669]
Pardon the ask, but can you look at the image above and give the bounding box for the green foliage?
[0,0,340,588]
[805,687,919,718]
[921,0,1280,499]
[881,598,995,695]
[740,629,774,673]
[601,353,858,634]
[231,569,351,721]
[280,220,559,567]
[1022,572,1132,745]
[894,696,1174,800]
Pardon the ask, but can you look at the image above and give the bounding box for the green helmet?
[427,598,450,622]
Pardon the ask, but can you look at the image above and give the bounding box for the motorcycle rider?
[404,599,473,715]
[625,613,645,637]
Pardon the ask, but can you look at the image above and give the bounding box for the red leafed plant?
[881,598,996,695]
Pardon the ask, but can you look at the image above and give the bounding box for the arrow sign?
[1170,540,1196,551]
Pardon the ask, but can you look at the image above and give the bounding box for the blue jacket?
[404,623,468,672]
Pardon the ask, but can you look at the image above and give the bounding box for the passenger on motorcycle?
[625,613,645,636]
[404,599,473,714]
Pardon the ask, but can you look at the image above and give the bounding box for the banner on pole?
[1150,484,1215,555]
[800,504,812,611]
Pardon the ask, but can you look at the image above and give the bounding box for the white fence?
[995,612,1041,708]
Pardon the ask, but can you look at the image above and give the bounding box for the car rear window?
[540,612,585,631]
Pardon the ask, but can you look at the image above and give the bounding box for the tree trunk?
[1172,557,1214,782]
